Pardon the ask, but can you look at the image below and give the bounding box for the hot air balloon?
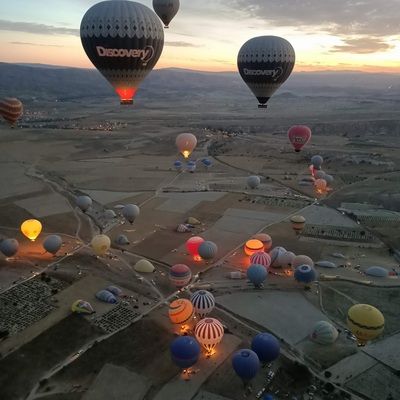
[269,246,287,267]
[170,335,200,369]
[244,239,264,256]
[190,290,215,318]
[195,318,224,353]
[134,259,155,273]
[292,255,314,268]
[290,215,306,234]
[91,234,111,256]
[186,236,204,261]
[104,209,117,219]
[287,125,311,152]
[72,299,94,314]
[80,1,164,105]
[232,349,260,385]
[198,241,218,261]
[153,0,180,28]
[279,251,296,268]
[314,170,326,180]
[311,155,323,170]
[21,219,42,241]
[106,285,123,297]
[115,234,130,245]
[365,266,389,278]
[122,204,140,224]
[250,251,271,270]
[251,333,280,363]
[0,98,23,127]
[347,304,384,345]
[294,264,317,284]
[170,264,192,288]
[247,175,260,189]
[76,195,92,212]
[315,179,327,194]
[176,133,197,159]
[201,158,212,169]
[237,36,295,108]
[96,289,117,303]
[310,321,338,345]
[174,160,183,172]
[43,235,63,255]
[0,238,19,257]
[247,264,268,288]
[324,174,334,184]
[252,233,272,251]
[169,299,194,325]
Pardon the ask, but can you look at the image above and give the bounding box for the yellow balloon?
[21,219,42,241]
[347,304,384,345]
[91,234,111,256]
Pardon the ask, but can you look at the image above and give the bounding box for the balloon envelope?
[153,0,180,28]
[176,133,197,158]
[122,204,140,224]
[292,255,314,268]
[195,318,224,352]
[310,321,338,345]
[311,155,323,169]
[72,299,94,314]
[269,246,287,267]
[21,219,42,241]
[190,290,215,318]
[232,349,260,381]
[169,264,192,287]
[134,259,155,273]
[237,36,295,107]
[80,1,164,105]
[251,333,280,363]
[0,238,19,257]
[252,233,272,251]
[247,264,268,287]
[76,195,92,212]
[247,175,260,189]
[186,236,204,260]
[106,285,123,297]
[91,234,111,256]
[170,335,200,369]
[0,97,23,126]
[169,299,194,325]
[96,289,117,303]
[43,235,62,255]
[288,125,311,152]
[294,264,317,284]
[198,241,218,260]
[250,251,271,270]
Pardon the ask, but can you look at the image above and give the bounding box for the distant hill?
[0,62,399,102]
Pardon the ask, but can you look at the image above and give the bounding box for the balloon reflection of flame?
[182,150,190,158]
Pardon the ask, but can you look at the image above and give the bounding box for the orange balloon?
[21,219,42,241]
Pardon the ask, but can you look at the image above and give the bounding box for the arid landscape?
[0,63,400,400]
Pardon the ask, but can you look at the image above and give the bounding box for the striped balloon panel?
[250,251,271,268]
[194,318,224,352]
[190,290,215,318]
[169,299,194,324]
[0,98,23,124]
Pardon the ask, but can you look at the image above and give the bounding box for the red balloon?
[288,125,312,152]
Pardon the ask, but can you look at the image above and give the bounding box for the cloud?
[9,41,64,48]
[165,41,202,48]
[330,37,394,54]
[0,20,79,36]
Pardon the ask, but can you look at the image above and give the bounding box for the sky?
[0,0,399,72]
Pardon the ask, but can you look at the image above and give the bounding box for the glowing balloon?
[169,299,194,325]
[244,239,264,256]
[347,304,384,345]
[21,219,42,241]
[288,125,311,152]
[186,236,205,261]
[176,133,197,158]
[237,36,295,108]
[315,178,327,193]
[290,215,305,233]
[80,1,164,105]
[43,235,62,255]
[91,234,111,256]
[153,0,180,28]
[0,238,19,257]
[0,97,23,127]
[190,290,215,318]
[170,264,192,288]
[195,318,224,353]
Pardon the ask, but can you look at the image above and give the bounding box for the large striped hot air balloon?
[168,298,194,325]
[190,290,215,318]
[0,97,23,127]
[250,251,271,270]
[194,318,224,353]
[169,264,192,288]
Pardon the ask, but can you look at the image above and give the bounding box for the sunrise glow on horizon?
[1,0,399,73]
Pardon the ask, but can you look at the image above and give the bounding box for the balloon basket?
[120,99,133,105]
[258,104,268,109]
